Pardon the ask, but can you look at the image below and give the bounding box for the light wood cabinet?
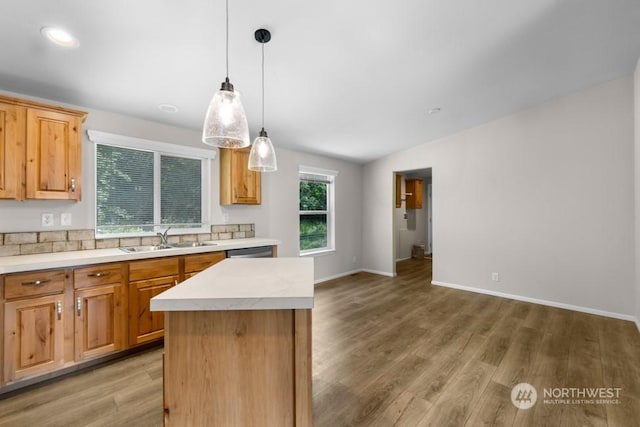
[219,147,261,205]
[128,258,179,346]
[0,102,24,199]
[3,270,68,383]
[183,251,226,280]
[73,264,125,361]
[0,94,86,201]
[405,178,423,209]
[26,108,83,200]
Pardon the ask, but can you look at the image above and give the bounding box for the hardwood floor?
[1,257,639,426]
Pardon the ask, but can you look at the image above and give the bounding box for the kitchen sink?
[119,242,217,253]
[169,241,217,248]
[119,245,173,253]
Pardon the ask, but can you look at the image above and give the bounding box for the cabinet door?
[4,294,64,382]
[405,179,423,209]
[0,103,24,199]
[25,108,82,200]
[129,276,176,346]
[75,284,123,361]
[220,147,261,205]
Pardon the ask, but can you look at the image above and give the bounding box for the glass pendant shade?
[248,129,277,172]
[202,82,250,148]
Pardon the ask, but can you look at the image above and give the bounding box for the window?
[89,130,213,237]
[299,166,338,255]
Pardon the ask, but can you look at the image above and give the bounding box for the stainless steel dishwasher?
[226,246,273,258]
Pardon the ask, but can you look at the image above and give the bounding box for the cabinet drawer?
[129,258,179,282]
[184,252,226,274]
[4,270,66,300]
[74,263,123,289]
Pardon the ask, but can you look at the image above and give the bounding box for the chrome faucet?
[157,226,172,245]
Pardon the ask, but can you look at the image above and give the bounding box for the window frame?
[298,166,338,256]
[88,130,214,239]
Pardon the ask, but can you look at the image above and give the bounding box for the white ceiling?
[1,0,640,163]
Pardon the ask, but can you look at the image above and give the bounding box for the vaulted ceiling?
[1,0,640,162]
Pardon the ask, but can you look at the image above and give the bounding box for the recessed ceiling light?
[428,107,441,115]
[158,104,179,113]
[41,26,79,48]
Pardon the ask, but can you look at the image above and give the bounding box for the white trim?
[395,257,411,262]
[87,129,216,159]
[298,165,339,177]
[636,318,640,333]
[314,269,362,284]
[431,280,637,322]
[300,248,336,257]
[361,268,396,277]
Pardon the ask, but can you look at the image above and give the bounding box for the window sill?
[299,248,336,257]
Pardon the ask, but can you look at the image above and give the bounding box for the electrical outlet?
[352,256,357,264]
[61,213,72,226]
[41,213,54,227]
[492,272,500,282]
[223,213,229,223]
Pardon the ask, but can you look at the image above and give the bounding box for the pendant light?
[248,28,278,172]
[202,0,250,148]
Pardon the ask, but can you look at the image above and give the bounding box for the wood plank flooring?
[1,258,639,426]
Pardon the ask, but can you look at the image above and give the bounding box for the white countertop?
[150,258,314,311]
[0,238,280,274]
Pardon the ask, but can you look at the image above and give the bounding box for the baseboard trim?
[361,269,396,277]
[315,269,363,284]
[395,257,411,262]
[636,318,640,333]
[431,280,636,322]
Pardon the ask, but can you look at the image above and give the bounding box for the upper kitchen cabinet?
[405,178,423,209]
[0,94,87,201]
[219,147,261,205]
[0,102,24,199]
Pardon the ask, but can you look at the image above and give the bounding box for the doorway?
[393,168,432,277]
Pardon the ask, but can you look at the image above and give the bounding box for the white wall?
[0,90,363,282]
[364,76,636,317]
[635,60,640,329]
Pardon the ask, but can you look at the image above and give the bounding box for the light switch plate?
[61,213,72,226]
[41,213,54,227]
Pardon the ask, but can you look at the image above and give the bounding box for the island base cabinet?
[3,295,65,382]
[163,309,312,427]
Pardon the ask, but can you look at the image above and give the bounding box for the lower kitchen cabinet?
[128,258,179,346]
[74,284,123,361]
[183,251,226,280]
[4,293,65,382]
[74,263,125,361]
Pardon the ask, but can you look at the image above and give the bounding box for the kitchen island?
[150,257,314,427]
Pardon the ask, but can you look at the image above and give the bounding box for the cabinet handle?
[70,178,76,193]
[76,297,82,316]
[21,279,51,286]
[174,279,178,286]
[88,272,111,278]
[57,301,62,320]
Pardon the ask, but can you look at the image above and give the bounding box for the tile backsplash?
[0,224,255,257]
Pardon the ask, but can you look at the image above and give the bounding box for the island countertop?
[150,257,314,311]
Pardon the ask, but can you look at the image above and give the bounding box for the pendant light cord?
[225,0,229,78]
[261,42,265,129]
